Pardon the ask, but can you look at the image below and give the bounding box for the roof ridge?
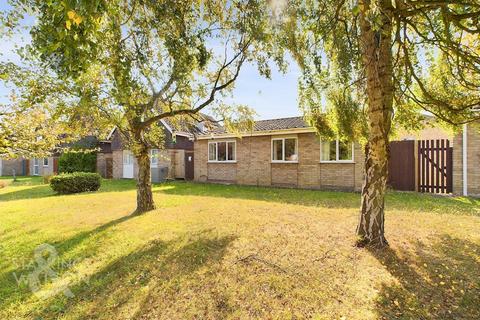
[255,116,304,122]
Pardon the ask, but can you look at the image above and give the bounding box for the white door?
[123,150,134,179]
[33,159,40,176]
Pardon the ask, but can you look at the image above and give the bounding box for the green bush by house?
[58,151,97,173]
[50,172,101,194]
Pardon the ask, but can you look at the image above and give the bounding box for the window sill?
[208,161,237,164]
[320,161,355,164]
[271,161,299,164]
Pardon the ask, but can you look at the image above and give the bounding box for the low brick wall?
[194,132,365,191]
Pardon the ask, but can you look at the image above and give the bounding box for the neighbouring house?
[28,156,58,176]
[194,117,365,191]
[0,158,25,176]
[104,116,218,182]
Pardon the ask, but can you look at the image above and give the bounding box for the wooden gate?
[388,140,416,191]
[418,139,452,194]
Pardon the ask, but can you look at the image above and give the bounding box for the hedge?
[50,172,101,194]
[58,151,97,173]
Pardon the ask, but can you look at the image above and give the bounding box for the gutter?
[463,123,468,196]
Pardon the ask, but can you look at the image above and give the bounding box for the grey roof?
[207,116,309,134]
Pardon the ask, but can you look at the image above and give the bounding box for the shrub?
[50,172,101,194]
[43,174,54,184]
[58,151,97,173]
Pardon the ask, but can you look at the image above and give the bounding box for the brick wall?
[453,124,480,196]
[29,157,55,176]
[112,150,123,179]
[96,152,113,178]
[194,132,365,191]
[0,158,24,176]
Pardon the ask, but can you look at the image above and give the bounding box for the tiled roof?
[207,116,310,135]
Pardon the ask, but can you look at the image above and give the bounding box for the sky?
[0,3,302,121]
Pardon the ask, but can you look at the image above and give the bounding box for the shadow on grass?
[0,212,140,311]
[370,235,480,319]
[157,182,480,215]
[157,181,361,209]
[35,231,236,319]
[0,178,137,202]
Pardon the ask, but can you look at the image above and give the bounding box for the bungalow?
[105,116,218,182]
[194,117,365,191]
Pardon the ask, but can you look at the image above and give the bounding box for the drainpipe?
[463,123,468,196]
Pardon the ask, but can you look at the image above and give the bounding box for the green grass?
[0,176,479,319]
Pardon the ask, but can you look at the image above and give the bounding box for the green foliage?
[277,0,480,136]
[50,172,101,194]
[58,151,97,173]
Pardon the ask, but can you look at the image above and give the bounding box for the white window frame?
[320,139,355,163]
[208,141,236,163]
[43,158,49,167]
[33,158,40,175]
[150,149,159,168]
[271,137,298,163]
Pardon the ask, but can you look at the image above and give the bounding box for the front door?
[184,152,194,180]
[123,150,134,179]
[33,158,40,176]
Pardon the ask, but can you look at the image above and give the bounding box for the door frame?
[123,150,134,179]
[33,158,40,176]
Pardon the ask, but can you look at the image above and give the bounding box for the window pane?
[272,139,283,161]
[321,141,336,161]
[151,149,158,165]
[284,138,297,161]
[227,142,235,161]
[208,143,216,161]
[338,141,353,160]
[43,158,48,166]
[218,142,227,161]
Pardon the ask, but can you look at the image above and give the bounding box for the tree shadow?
[0,210,147,310]
[33,231,236,319]
[370,235,480,319]
[157,181,361,209]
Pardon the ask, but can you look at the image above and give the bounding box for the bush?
[58,152,97,173]
[43,174,54,184]
[50,172,101,194]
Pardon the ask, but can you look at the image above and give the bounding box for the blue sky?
[0,2,302,120]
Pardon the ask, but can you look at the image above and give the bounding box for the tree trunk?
[133,147,155,214]
[356,0,394,247]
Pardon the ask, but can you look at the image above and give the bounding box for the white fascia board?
[196,127,316,140]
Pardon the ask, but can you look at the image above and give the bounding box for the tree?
[278,0,480,246]
[0,62,83,159]
[4,0,277,214]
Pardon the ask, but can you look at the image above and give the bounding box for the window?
[123,150,134,165]
[150,149,159,167]
[43,158,49,167]
[272,138,298,162]
[320,140,354,162]
[208,141,236,162]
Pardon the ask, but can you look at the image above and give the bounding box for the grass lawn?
[0,176,479,319]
